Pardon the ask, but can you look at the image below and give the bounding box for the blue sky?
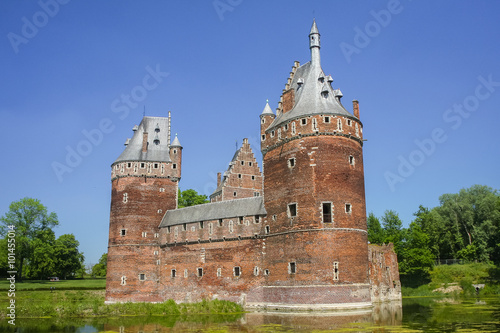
[1,0,499,265]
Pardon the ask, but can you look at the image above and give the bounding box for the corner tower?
[260,21,370,308]
[106,113,181,303]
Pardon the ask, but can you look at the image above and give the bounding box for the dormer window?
[321,91,329,99]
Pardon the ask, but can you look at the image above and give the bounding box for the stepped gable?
[159,196,266,227]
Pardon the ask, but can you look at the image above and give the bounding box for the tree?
[92,253,107,277]
[0,198,58,280]
[367,212,385,244]
[381,210,404,253]
[53,234,84,279]
[178,189,209,208]
[26,229,56,279]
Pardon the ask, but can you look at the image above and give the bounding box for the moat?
[4,297,500,332]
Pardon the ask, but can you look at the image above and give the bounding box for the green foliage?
[0,197,59,279]
[367,212,385,244]
[178,189,209,208]
[91,253,107,277]
[430,262,492,285]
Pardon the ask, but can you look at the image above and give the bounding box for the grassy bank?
[0,278,106,291]
[402,263,500,297]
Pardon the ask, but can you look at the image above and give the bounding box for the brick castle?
[105,20,401,310]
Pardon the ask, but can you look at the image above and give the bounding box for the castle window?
[349,155,355,166]
[140,163,145,168]
[347,119,352,126]
[261,134,266,141]
[289,262,296,274]
[134,164,138,172]
[241,161,244,166]
[156,259,160,265]
[251,175,255,180]
[337,119,343,131]
[120,229,126,236]
[123,193,128,203]
[173,149,177,154]
[174,226,178,238]
[254,215,260,223]
[172,163,177,169]
[199,221,204,229]
[154,163,159,169]
[254,192,260,197]
[345,204,352,214]
[333,262,339,280]
[217,268,222,277]
[159,188,165,192]
[324,116,330,123]
[171,269,176,278]
[254,266,259,276]
[264,269,270,276]
[265,226,270,234]
[288,158,296,168]
[238,174,242,179]
[288,203,297,218]
[154,233,159,238]
[139,273,145,281]
[291,122,296,135]
[233,191,237,197]
[127,162,132,168]
[249,161,252,166]
[301,118,307,126]
[167,226,171,234]
[153,250,158,255]
[197,268,203,277]
[157,209,162,214]
[208,223,213,235]
[271,130,275,138]
[184,269,188,278]
[278,128,282,139]
[261,118,265,124]
[321,91,329,99]
[234,266,241,277]
[161,165,165,174]
[218,219,223,227]
[272,215,277,221]
[312,118,318,131]
[228,220,234,233]
[284,124,288,130]
[120,276,127,286]
[182,223,187,231]
[239,216,243,225]
[322,202,333,223]
[355,123,359,136]
[142,232,147,238]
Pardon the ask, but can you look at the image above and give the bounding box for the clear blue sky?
[1,1,499,265]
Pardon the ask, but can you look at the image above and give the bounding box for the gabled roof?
[159,196,266,227]
[114,116,172,164]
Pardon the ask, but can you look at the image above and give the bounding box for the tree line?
[368,184,500,287]
[0,198,84,280]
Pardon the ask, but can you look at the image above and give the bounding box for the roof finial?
[309,19,321,66]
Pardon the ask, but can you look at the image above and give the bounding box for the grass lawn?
[0,278,106,291]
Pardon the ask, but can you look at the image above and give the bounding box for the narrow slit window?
[120,229,126,236]
[197,267,203,277]
[289,262,296,274]
[234,266,241,277]
[171,269,176,278]
[345,203,352,214]
[139,273,145,281]
[265,225,270,234]
[333,262,339,280]
[288,203,297,218]
[349,155,355,166]
[322,203,332,223]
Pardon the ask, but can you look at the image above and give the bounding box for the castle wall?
[368,244,402,302]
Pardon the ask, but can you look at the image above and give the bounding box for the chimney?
[217,172,221,188]
[142,132,148,152]
[353,100,360,119]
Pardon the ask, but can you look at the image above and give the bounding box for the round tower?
[260,21,370,308]
[106,115,180,303]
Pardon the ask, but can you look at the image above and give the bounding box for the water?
[3,297,500,332]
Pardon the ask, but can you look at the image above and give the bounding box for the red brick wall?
[368,243,402,301]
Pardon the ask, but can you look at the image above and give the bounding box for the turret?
[309,19,321,66]
[260,100,275,151]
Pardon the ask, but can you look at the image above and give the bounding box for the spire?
[171,133,182,147]
[261,99,274,116]
[309,19,321,66]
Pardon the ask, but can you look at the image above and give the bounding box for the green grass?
[0,278,106,291]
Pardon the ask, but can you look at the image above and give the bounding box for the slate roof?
[159,196,266,227]
[114,116,172,164]
[268,21,352,130]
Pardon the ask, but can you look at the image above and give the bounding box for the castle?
[105,21,401,310]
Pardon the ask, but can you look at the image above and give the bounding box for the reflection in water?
[3,298,500,332]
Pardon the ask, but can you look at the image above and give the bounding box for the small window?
[333,262,339,280]
[271,130,275,138]
[254,266,259,276]
[234,266,241,277]
[265,225,270,234]
[228,220,234,233]
[251,175,255,180]
[154,163,159,169]
[241,161,244,165]
[167,226,171,234]
[156,259,160,265]
[217,268,222,277]
[288,203,297,218]
[140,163,145,168]
[312,118,318,131]
[139,273,145,281]
[289,262,296,274]
[322,203,332,223]
[142,232,147,238]
[173,149,177,154]
[254,215,260,223]
[324,116,330,123]
[249,161,252,166]
[120,229,126,236]
[184,269,188,278]
[345,204,352,214]
[197,268,203,277]
[233,191,237,197]
[154,233,159,238]
[261,134,266,141]
[349,155,355,166]
[157,209,162,214]
[301,118,307,125]
[288,158,295,168]
[238,174,242,179]
[264,269,270,276]
[127,162,132,168]
[291,122,296,135]
[254,192,260,197]
[218,219,223,227]
[120,276,127,285]
[123,193,128,203]
[208,223,213,235]
[278,128,282,139]
[284,124,289,130]
[182,223,187,231]
[347,119,352,126]
[337,119,343,131]
[199,221,204,229]
[239,217,243,225]
[172,164,177,169]
[171,269,176,278]
[153,250,158,255]
[159,188,165,192]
